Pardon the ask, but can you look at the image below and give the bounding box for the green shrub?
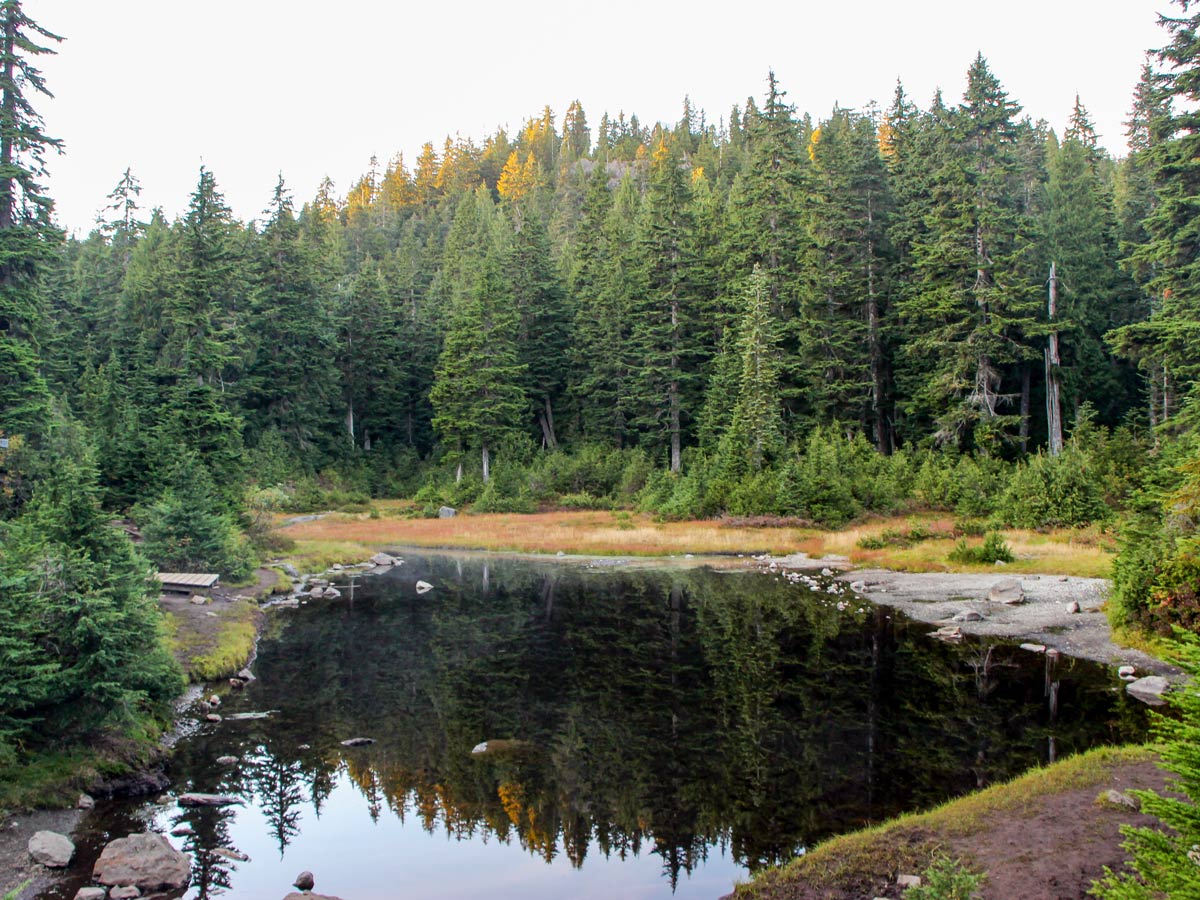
[1092,631,1200,900]
[777,430,860,527]
[1110,443,1200,631]
[952,455,1008,518]
[904,856,984,900]
[948,532,1014,565]
[996,444,1107,529]
[557,491,610,510]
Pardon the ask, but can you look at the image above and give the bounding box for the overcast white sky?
[30,0,1169,234]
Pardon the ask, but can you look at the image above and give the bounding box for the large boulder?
[370,552,399,567]
[986,579,1025,604]
[93,833,190,892]
[438,506,457,518]
[29,830,74,867]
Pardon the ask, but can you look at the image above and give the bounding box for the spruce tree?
[0,0,61,440]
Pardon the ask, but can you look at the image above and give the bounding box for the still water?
[49,554,1148,899]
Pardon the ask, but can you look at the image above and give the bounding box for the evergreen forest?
[4,5,1200,882]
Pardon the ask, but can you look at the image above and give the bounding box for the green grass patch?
[285,538,375,573]
[165,599,262,683]
[735,744,1154,898]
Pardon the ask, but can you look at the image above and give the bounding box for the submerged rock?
[340,737,375,747]
[951,610,983,623]
[29,830,74,867]
[178,792,240,807]
[74,888,107,900]
[77,793,95,809]
[93,832,190,892]
[415,580,434,594]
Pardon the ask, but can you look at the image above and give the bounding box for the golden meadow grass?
[276,509,1114,577]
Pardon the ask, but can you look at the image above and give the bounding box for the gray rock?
[986,578,1025,604]
[1099,789,1139,809]
[932,625,962,642]
[212,847,250,862]
[331,564,344,572]
[321,587,342,599]
[1126,675,1171,705]
[110,887,140,900]
[178,792,240,807]
[415,580,434,594]
[438,506,457,518]
[189,596,207,606]
[370,552,398,566]
[850,581,867,593]
[237,668,256,683]
[215,756,237,766]
[74,888,107,900]
[78,793,95,809]
[170,824,194,837]
[205,714,222,723]
[93,833,190,892]
[1067,600,1081,614]
[897,874,922,888]
[340,737,375,747]
[951,610,984,622]
[29,830,75,867]
[294,871,315,890]
[282,563,299,578]
[1019,643,1047,653]
[308,586,325,598]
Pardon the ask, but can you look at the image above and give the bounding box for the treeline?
[28,43,1200,625]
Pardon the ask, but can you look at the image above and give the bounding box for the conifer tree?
[724,266,784,473]
[1115,2,1200,422]
[897,56,1040,451]
[799,107,893,445]
[0,0,61,439]
[244,177,341,466]
[430,198,527,482]
[628,138,698,472]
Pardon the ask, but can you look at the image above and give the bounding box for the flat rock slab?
[74,888,107,900]
[28,830,74,867]
[830,568,1181,673]
[178,793,240,807]
[93,832,190,892]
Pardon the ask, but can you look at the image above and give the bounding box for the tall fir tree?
[0,0,60,440]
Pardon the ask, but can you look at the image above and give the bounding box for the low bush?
[904,856,984,900]
[948,532,1014,565]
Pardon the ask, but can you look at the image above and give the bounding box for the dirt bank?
[731,747,1168,900]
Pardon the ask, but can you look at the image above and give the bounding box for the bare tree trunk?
[867,195,887,453]
[481,443,491,484]
[537,397,558,450]
[669,298,681,473]
[1045,262,1064,456]
[345,405,355,447]
[1019,363,1031,454]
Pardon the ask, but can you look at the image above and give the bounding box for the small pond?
[44,554,1149,899]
